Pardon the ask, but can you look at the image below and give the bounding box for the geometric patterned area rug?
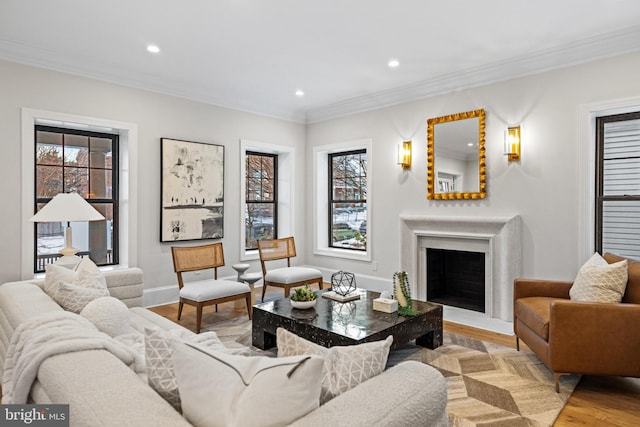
[205,318,580,427]
[388,333,581,427]
[201,316,276,356]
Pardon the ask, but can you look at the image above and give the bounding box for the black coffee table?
[251,289,442,350]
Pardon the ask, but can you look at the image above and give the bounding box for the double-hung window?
[245,152,277,250]
[595,111,640,259]
[34,125,119,272]
[328,149,367,251]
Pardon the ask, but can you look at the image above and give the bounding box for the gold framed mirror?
[427,108,486,200]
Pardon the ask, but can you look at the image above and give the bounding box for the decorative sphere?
[331,271,356,296]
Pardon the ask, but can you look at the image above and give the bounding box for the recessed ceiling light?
[295,90,304,97]
[147,45,160,54]
[388,59,400,68]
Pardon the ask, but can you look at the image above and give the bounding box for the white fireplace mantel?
[400,214,522,323]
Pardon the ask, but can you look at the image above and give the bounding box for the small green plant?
[291,284,318,302]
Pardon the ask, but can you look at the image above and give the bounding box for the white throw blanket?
[1,311,144,404]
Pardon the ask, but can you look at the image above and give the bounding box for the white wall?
[305,53,640,286]
[0,60,306,289]
[3,53,640,301]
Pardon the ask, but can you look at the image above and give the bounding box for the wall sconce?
[504,125,521,162]
[398,141,412,170]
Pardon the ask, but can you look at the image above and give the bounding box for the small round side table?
[240,272,262,306]
[231,264,260,308]
[232,263,250,282]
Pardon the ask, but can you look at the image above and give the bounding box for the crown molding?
[0,40,307,123]
[305,25,640,124]
[2,24,640,125]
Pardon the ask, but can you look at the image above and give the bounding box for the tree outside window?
[329,149,367,251]
[245,152,277,250]
[34,126,118,272]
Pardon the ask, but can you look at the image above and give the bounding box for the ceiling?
[2,1,640,123]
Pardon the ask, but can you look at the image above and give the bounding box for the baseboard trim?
[143,274,263,308]
[143,285,179,308]
[143,267,514,335]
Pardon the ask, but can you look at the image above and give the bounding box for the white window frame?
[239,139,295,261]
[313,138,372,262]
[21,108,138,278]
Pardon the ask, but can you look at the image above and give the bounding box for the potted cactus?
[393,271,420,317]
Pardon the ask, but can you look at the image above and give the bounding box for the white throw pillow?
[80,296,130,337]
[44,263,76,296]
[570,252,628,303]
[75,257,108,289]
[172,342,324,427]
[276,327,393,403]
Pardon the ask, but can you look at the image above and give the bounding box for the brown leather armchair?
[514,253,640,392]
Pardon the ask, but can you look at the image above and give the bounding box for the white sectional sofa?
[0,268,449,427]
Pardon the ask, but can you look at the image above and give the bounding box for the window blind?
[601,118,640,259]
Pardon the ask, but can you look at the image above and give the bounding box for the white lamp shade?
[30,193,105,223]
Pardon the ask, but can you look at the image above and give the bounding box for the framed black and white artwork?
[160,138,224,242]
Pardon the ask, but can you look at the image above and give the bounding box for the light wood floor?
[149,285,640,427]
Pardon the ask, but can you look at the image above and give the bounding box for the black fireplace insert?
[426,248,485,313]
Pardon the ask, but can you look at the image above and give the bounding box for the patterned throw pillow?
[145,328,182,412]
[276,327,393,403]
[144,327,248,413]
[54,282,110,313]
[604,252,640,303]
[570,252,628,303]
[172,342,324,427]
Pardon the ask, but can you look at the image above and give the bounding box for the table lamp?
[30,192,105,268]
